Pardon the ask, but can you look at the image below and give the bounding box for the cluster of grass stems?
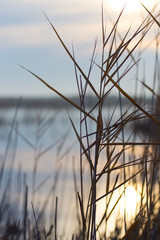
[1,2,160,239]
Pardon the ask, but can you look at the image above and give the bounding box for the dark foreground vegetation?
[0,2,160,239]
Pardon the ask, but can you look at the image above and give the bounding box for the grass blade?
[141,3,160,27]
[19,65,96,123]
[43,12,99,99]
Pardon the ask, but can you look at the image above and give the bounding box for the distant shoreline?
[0,95,150,109]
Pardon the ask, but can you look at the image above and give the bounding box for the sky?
[0,0,159,98]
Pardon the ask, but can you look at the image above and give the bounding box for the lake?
[0,96,152,238]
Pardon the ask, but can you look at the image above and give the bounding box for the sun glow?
[96,184,142,235]
[106,0,154,13]
[120,185,141,220]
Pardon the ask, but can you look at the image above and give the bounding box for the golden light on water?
[96,183,142,236]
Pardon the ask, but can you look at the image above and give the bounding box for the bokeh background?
[0,0,159,97]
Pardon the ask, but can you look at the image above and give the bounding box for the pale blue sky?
[0,0,159,97]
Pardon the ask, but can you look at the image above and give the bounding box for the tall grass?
[1,1,160,239]
[22,3,160,239]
